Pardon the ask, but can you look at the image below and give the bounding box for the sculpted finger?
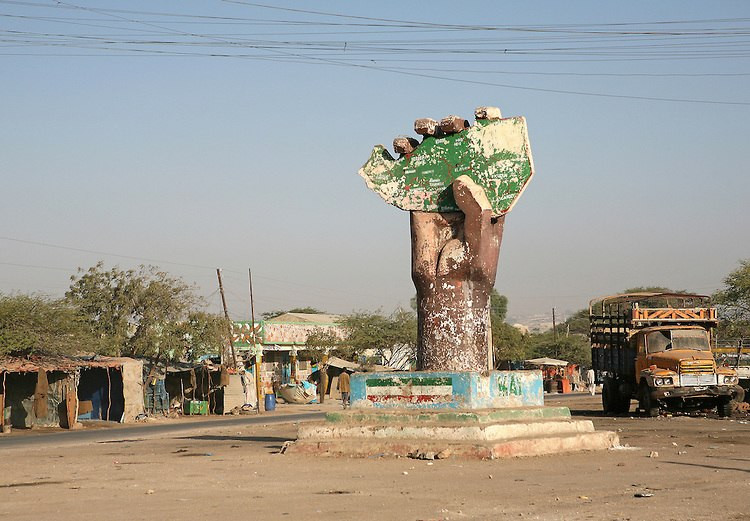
[474,106,502,121]
[393,136,420,156]
[414,117,443,138]
[439,115,469,135]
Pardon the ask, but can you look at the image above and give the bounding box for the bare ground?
[1,394,748,521]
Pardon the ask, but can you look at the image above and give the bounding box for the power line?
[0,235,223,271]
[0,260,72,272]
[0,235,388,300]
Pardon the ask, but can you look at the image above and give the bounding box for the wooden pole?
[290,347,297,382]
[319,351,329,404]
[249,269,262,413]
[1,371,5,432]
[216,268,238,369]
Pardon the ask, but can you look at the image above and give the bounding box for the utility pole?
[216,268,238,369]
[248,269,262,413]
[552,307,558,358]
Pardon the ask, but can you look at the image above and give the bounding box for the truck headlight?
[722,375,738,385]
[654,377,673,386]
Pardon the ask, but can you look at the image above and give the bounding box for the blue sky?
[1,1,749,321]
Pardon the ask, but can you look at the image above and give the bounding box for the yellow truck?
[590,293,744,417]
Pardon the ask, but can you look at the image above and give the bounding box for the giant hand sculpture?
[359,106,534,372]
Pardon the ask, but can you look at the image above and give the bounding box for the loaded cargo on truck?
[590,292,744,417]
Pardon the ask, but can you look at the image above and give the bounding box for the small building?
[0,355,144,430]
[233,313,347,394]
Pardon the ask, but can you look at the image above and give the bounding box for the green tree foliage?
[526,331,591,367]
[341,308,417,367]
[262,307,326,320]
[305,327,346,362]
[492,321,526,363]
[179,312,231,362]
[490,289,508,322]
[67,262,226,361]
[622,286,686,294]
[713,259,750,338]
[562,308,589,336]
[490,289,525,365]
[0,294,102,357]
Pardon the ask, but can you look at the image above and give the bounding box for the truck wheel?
[602,378,614,413]
[615,391,632,414]
[718,398,734,418]
[639,383,659,417]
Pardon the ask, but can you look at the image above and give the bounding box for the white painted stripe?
[366,385,452,396]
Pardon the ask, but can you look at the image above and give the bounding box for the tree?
[67,262,226,361]
[262,307,327,320]
[490,289,508,322]
[713,259,750,338]
[562,308,589,336]
[622,286,687,294]
[305,327,346,362]
[341,309,417,368]
[489,289,523,365]
[492,321,526,364]
[178,312,231,362]
[0,294,102,357]
[526,331,591,367]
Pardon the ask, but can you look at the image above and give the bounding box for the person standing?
[587,368,596,396]
[338,370,351,408]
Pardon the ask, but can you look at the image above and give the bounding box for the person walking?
[338,370,351,408]
[587,368,596,396]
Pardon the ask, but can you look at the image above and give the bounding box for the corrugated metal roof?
[0,355,135,373]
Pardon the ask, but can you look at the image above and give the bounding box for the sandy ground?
[1,394,748,521]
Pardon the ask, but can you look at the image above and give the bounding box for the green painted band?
[365,377,453,387]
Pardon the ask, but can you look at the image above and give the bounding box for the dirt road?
[1,394,748,521]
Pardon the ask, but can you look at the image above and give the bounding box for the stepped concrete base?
[288,431,619,460]
[284,406,620,460]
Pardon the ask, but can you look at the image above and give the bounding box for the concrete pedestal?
[284,371,619,460]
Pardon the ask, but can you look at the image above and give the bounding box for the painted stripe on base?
[366,394,454,404]
[366,385,452,396]
[365,377,453,387]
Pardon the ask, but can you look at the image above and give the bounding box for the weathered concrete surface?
[286,431,619,460]
[297,418,596,442]
[350,371,543,409]
[325,405,571,424]
[412,177,505,371]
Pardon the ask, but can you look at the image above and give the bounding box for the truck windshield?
[646,330,710,353]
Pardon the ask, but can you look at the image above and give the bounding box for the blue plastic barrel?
[264,393,276,411]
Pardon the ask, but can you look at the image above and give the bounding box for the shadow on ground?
[175,434,291,451]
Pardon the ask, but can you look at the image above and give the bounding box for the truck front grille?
[679,360,715,374]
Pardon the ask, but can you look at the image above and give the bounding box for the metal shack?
[0,355,144,430]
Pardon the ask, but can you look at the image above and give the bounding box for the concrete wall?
[351,370,543,410]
